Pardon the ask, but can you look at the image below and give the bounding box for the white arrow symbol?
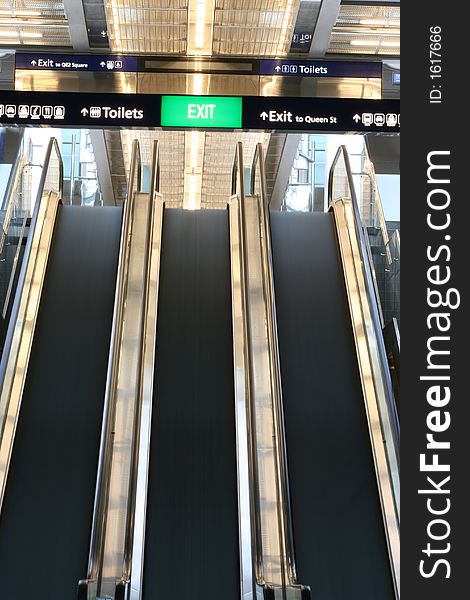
[275,65,281,72]
[81,108,89,116]
[353,114,360,123]
[100,61,106,67]
[260,112,268,120]
[31,60,37,66]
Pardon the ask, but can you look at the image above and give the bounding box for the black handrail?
[37,138,64,200]
[149,140,160,198]
[128,140,142,200]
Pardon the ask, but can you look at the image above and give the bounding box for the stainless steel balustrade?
[2,216,27,321]
[0,130,25,214]
[230,142,309,600]
[116,141,164,600]
[0,150,29,322]
[230,145,259,600]
[79,139,143,600]
[358,147,401,327]
[0,144,65,325]
[363,229,386,327]
[356,169,392,261]
[79,140,164,600]
[0,137,63,511]
[0,153,27,255]
[251,143,309,600]
[328,145,400,598]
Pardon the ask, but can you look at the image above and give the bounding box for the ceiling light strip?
[359,19,400,27]
[0,10,43,17]
[350,39,400,48]
[0,31,43,39]
[187,0,215,55]
[0,21,67,27]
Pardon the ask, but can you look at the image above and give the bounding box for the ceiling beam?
[88,130,117,206]
[308,0,341,56]
[269,134,302,211]
[57,4,118,206]
[63,0,89,51]
[289,0,322,54]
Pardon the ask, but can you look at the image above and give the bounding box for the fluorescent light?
[195,0,206,48]
[350,39,380,46]
[0,10,42,17]
[359,19,400,26]
[21,32,44,39]
[350,39,399,48]
[187,0,215,55]
[0,30,43,39]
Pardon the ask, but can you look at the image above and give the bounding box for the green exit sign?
[161,95,242,128]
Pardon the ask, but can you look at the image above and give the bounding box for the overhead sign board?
[260,59,382,78]
[242,97,400,132]
[0,91,399,132]
[15,53,383,80]
[0,91,160,127]
[161,95,242,128]
[15,53,138,72]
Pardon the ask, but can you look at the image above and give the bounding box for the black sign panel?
[0,90,400,132]
[243,97,400,132]
[16,53,138,72]
[14,52,385,79]
[0,91,161,128]
[259,59,382,78]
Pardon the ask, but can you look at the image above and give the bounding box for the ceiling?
[104,0,188,54]
[104,0,299,56]
[1,0,399,208]
[0,1,71,46]
[0,0,400,57]
[328,3,400,56]
[120,129,270,209]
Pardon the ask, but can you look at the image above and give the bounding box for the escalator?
[142,209,240,599]
[0,137,398,600]
[269,145,399,598]
[271,212,394,598]
[77,142,240,600]
[0,140,122,598]
[111,142,398,600]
